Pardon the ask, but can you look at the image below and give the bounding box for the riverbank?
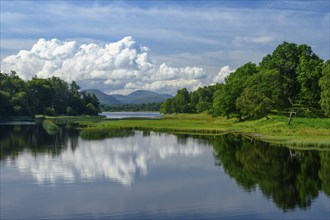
[76,113,329,148]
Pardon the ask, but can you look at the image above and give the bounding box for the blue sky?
[1,0,329,94]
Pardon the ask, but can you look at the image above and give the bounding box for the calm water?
[0,123,329,219]
[100,111,162,119]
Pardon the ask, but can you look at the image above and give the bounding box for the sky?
[1,0,329,95]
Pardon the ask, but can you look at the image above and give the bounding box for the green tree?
[236,70,286,119]
[11,91,29,115]
[26,78,53,115]
[81,92,101,115]
[48,77,70,115]
[319,60,330,117]
[259,42,301,104]
[172,88,190,113]
[213,62,257,118]
[70,81,80,96]
[160,99,173,114]
[0,71,27,116]
[259,42,321,110]
[0,91,12,117]
[296,55,323,110]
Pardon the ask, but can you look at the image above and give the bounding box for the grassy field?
[74,113,330,148]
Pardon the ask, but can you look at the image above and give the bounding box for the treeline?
[100,103,161,112]
[0,72,100,117]
[161,42,330,119]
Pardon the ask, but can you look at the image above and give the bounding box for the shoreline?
[4,113,329,148]
[79,113,330,148]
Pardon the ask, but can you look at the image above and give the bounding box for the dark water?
[100,111,162,119]
[0,124,329,219]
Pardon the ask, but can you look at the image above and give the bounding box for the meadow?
[68,113,330,148]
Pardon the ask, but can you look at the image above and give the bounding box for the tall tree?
[48,76,70,115]
[319,60,330,117]
[296,53,323,110]
[26,78,53,115]
[236,70,286,119]
[172,88,190,113]
[213,62,257,118]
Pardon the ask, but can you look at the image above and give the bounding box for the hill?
[112,90,173,104]
[83,89,172,106]
[83,89,122,106]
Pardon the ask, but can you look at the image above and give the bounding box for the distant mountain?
[112,90,173,105]
[83,89,172,106]
[83,89,122,106]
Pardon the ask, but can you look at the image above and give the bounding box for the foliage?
[296,54,323,109]
[161,42,328,119]
[236,70,286,119]
[213,62,258,118]
[160,84,222,114]
[0,72,101,117]
[319,60,330,117]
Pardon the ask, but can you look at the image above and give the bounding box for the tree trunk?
[288,111,297,125]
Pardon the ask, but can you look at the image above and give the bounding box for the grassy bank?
[42,119,60,134]
[39,115,105,126]
[79,113,329,148]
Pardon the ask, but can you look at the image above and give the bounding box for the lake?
[99,111,162,119]
[0,123,329,219]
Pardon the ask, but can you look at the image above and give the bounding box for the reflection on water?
[210,135,330,211]
[0,124,329,219]
[100,111,162,119]
[4,130,205,185]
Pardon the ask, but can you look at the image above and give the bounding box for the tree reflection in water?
[210,134,329,211]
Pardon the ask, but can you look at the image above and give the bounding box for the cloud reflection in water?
[7,131,207,186]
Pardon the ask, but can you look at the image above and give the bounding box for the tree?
[259,42,322,110]
[213,62,257,118]
[296,55,323,110]
[11,91,29,115]
[236,70,285,119]
[81,92,101,115]
[26,78,53,115]
[0,91,11,117]
[172,88,190,113]
[259,42,301,104]
[319,60,330,117]
[48,77,70,115]
[160,99,173,114]
[70,81,80,96]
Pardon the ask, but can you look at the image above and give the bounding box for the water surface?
[99,111,162,119]
[0,124,329,219]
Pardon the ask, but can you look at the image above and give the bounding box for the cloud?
[1,37,232,94]
[6,131,207,186]
[213,66,235,83]
[234,36,274,44]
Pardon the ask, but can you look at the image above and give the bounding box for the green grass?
[42,119,60,134]
[43,113,329,148]
[41,115,106,126]
[80,113,329,147]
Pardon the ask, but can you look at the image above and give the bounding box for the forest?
[161,42,330,120]
[0,73,100,117]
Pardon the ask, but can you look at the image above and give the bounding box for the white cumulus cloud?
[1,37,233,94]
